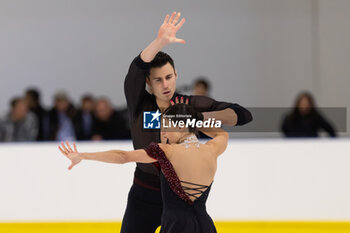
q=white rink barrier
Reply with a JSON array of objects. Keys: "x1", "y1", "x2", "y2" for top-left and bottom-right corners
[{"x1": 0, "y1": 139, "x2": 349, "y2": 221}]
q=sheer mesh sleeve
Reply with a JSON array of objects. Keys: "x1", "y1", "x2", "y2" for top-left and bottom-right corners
[
  {"x1": 124, "y1": 55, "x2": 149, "y2": 117},
  {"x1": 189, "y1": 95, "x2": 253, "y2": 126}
]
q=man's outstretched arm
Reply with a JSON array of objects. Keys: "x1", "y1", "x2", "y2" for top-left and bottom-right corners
[
  {"x1": 203, "y1": 108, "x2": 238, "y2": 126},
  {"x1": 189, "y1": 95, "x2": 253, "y2": 127}
]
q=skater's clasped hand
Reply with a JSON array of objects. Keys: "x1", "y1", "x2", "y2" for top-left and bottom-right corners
[{"x1": 170, "y1": 96, "x2": 189, "y2": 106}]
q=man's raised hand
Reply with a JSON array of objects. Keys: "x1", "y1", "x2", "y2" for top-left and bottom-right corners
[
  {"x1": 140, "y1": 12, "x2": 186, "y2": 63},
  {"x1": 157, "y1": 12, "x2": 186, "y2": 46}
]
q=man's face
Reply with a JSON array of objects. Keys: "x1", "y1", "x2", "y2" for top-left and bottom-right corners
[{"x1": 147, "y1": 63, "x2": 177, "y2": 102}]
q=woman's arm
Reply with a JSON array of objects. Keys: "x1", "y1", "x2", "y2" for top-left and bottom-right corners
[
  {"x1": 58, "y1": 141, "x2": 156, "y2": 170},
  {"x1": 200, "y1": 128, "x2": 229, "y2": 157}
]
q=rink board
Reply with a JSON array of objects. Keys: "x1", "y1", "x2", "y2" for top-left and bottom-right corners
[{"x1": 1, "y1": 140, "x2": 350, "y2": 233}]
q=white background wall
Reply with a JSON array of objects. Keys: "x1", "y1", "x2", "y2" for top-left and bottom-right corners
[
  {"x1": 318, "y1": 0, "x2": 350, "y2": 134},
  {"x1": 0, "y1": 0, "x2": 349, "y2": 137},
  {"x1": 3, "y1": 0, "x2": 347, "y2": 132},
  {"x1": 1, "y1": 140, "x2": 350, "y2": 221}
]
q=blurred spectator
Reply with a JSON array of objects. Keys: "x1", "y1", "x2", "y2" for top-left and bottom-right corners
[
  {"x1": 281, "y1": 91, "x2": 336, "y2": 137},
  {"x1": 48, "y1": 92, "x2": 76, "y2": 141},
  {"x1": 92, "y1": 98, "x2": 130, "y2": 140},
  {"x1": 0, "y1": 97, "x2": 38, "y2": 142},
  {"x1": 192, "y1": 77, "x2": 211, "y2": 97},
  {"x1": 74, "y1": 95, "x2": 95, "y2": 140},
  {"x1": 25, "y1": 88, "x2": 49, "y2": 141}
]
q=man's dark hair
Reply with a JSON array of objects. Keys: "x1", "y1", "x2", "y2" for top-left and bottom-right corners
[
  {"x1": 26, "y1": 88, "x2": 40, "y2": 102},
  {"x1": 194, "y1": 78, "x2": 211, "y2": 91},
  {"x1": 147, "y1": 51, "x2": 175, "y2": 77},
  {"x1": 163, "y1": 103, "x2": 199, "y2": 135}
]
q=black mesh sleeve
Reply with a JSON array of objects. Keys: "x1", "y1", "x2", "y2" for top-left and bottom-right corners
[
  {"x1": 189, "y1": 95, "x2": 252, "y2": 126},
  {"x1": 124, "y1": 55, "x2": 150, "y2": 117}
]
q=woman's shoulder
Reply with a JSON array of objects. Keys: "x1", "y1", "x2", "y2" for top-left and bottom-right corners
[
  {"x1": 204, "y1": 132, "x2": 229, "y2": 157},
  {"x1": 158, "y1": 143, "x2": 174, "y2": 159}
]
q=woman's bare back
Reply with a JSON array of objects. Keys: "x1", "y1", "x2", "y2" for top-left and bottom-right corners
[{"x1": 163, "y1": 143, "x2": 217, "y2": 201}]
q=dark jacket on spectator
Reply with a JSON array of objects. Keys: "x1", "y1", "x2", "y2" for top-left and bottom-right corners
[
  {"x1": 92, "y1": 110, "x2": 131, "y2": 140},
  {"x1": 281, "y1": 111, "x2": 336, "y2": 137},
  {"x1": 48, "y1": 105, "x2": 76, "y2": 141},
  {"x1": 73, "y1": 109, "x2": 95, "y2": 140}
]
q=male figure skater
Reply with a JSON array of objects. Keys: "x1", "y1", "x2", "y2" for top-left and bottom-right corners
[{"x1": 122, "y1": 12, "x2": 252, "y2": 233}]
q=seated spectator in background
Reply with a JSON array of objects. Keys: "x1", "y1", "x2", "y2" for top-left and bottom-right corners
[
  {"x1": 25, "y1": 88, "x2": 49, "y2": 141},
  {"x1": 48, "y1": 92, "x2": 76, "y2": 141},
  {"x1": 74, "y1": 95, "x2": 95, "y2": 140},
  {"x1": 91, "y1": 98, "x2": 130, "y2": 140},
  {"x1": 281, "y1": 91, "x2": 336, "y2": 137},
  {"x1": 192, "y1": 77, "x2": 211, "y2": 97},
  {"x1": 0, "y1": 97, "x2": 38, "y2": 142}
]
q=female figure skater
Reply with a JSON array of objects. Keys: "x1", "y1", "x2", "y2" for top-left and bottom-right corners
[{"x1": 58, "y1": 103, "x2": 228, "y2": 233}]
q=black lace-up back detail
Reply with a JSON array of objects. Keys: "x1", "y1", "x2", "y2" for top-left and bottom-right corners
[
  {"x1": 144, "y1": 142, "x2": 213, "y2": 205},
  {"x1": 180, "y1": 180, "x2": 210, "y2": 200}
]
